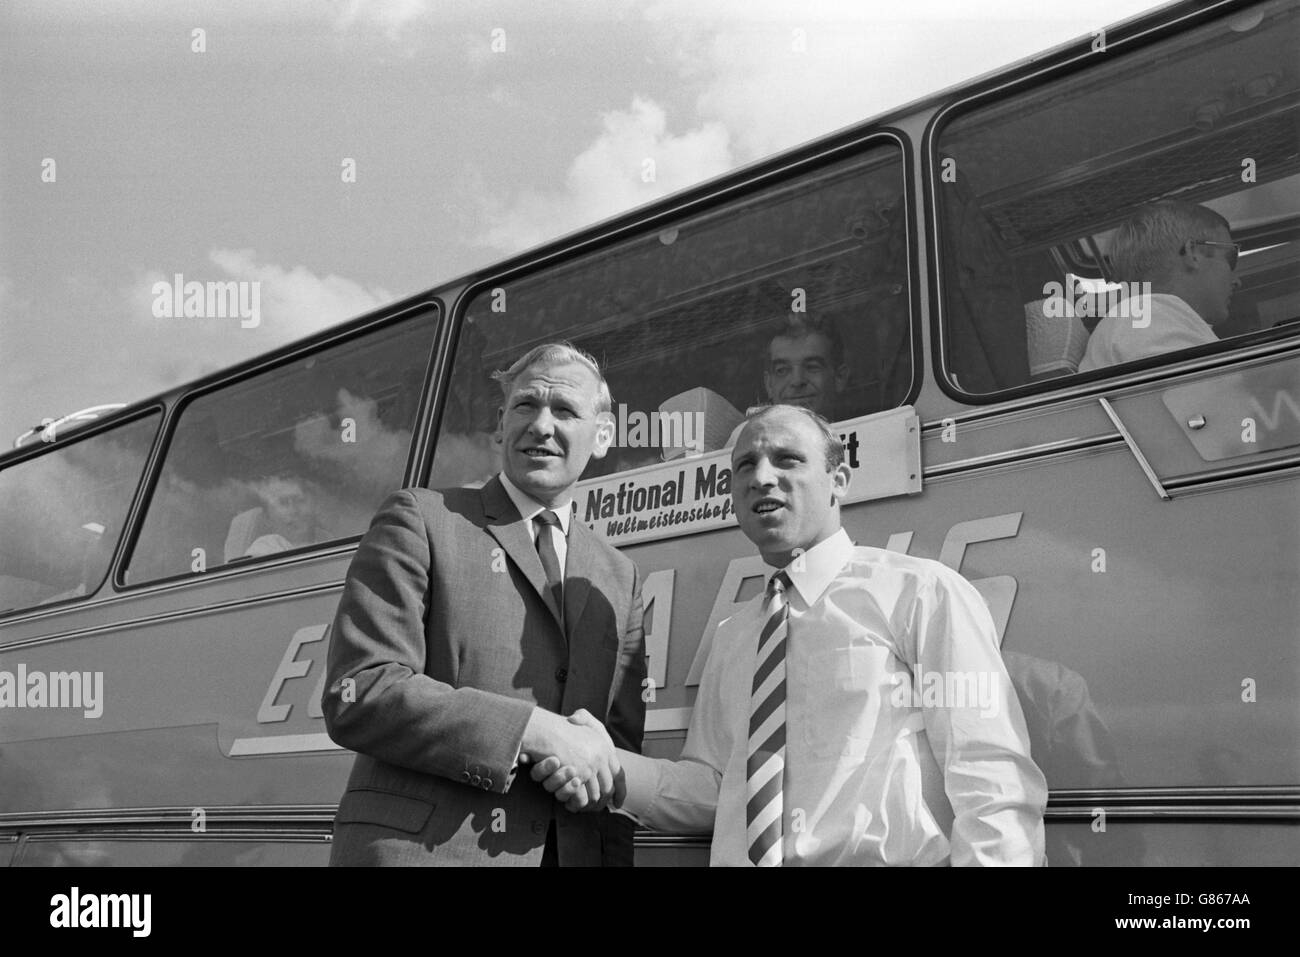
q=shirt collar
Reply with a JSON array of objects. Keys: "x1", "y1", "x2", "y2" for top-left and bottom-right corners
[
  {"x1": 498, "y1": 472, "x2": 573, "y2": 535},
  {"x1": 775, "y1": 527, "x2": 853, "y2": 608}
]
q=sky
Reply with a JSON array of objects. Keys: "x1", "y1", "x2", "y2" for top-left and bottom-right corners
[{"x1": 0, "y1": 0, "x2": 1168, "y2": 446}]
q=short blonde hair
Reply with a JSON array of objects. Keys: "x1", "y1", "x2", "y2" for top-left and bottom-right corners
[
  {"x1": 740, "y1": 403, "x2": 845, "y2": 470},
  {"x1": 1108, "y1": 201, "x2": 1231, "y2": 284},
  {"x1": 491, "y1": 342, "x2": 612, "y2": 413}
]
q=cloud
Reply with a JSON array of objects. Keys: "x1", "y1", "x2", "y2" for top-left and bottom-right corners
[
  {"x1": 133, "y1": 248, "x2": 391, "y2": 340},
  {"x1": 476, "y1": 96, "x2": 732, "y2": 254},
  {"x1": 646, "y1": 0, "x2": 1170, "y2": 160},
  {"x1": 472, "y1": 0, "x2": 1167, "y2": 257},
  {"x1": 115, "y1": 249, "x2": 393, "y2": 417},
  {"x1": 206, "y1": 248, "x2": 393, "y2": 338},
  {"x1": 329, "y1": 0, "x2": 432, "y2": 41}
]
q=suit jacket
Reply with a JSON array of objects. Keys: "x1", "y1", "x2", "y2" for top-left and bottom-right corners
[{"x1": 322, "y1": 476, "x2": 647, "y2": 866}]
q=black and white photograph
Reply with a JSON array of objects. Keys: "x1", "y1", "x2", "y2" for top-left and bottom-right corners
[{"x1": 0, "y1": 0, "x2": 1294, "y2": 929}]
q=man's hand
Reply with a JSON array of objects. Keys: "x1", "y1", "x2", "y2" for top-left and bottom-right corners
[{"x1": 521, "y1": 708, "x2": 621, "y2": 810}]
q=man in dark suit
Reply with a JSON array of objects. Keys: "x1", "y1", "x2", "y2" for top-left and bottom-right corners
[{"x1": 322, "y1": 343, "x2": 646, "y2": 866}]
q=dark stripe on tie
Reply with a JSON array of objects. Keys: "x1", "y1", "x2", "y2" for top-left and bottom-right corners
[
  {"x1": 749, "y1": 722, "x2": 786, "y2": 760},
  {"x1": 756, "y1": 609, "x2": 786, "y2": 654},
  {"x1": 745, "y1": 765, "x2": 783, "y2": 823},
  {"x1": 748, "y1": 676, "x2": 786, "y2": 737},
  {"x1": 749, "y1": 634, "x2": 786, "y2": 694},
  {"x1": 748, "y1": 817, "x2": 782, "y2": 864}
]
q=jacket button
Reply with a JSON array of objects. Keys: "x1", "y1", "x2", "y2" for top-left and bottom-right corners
[
  {"x1": 531, "y1": 821, "x2": 546, "y2": 835},
  {"x1": 461, "y1": 771, "x2": 471, "y2": 783},
  {"x1": 471, "y1": 774, "x2": 482, "y2": 786},
  {"x1": 483, "y1": 777, "x2": 493, "y2": 790},
  {"x1": 555, "y1": 667, "x2": 568, "y2": 682}
]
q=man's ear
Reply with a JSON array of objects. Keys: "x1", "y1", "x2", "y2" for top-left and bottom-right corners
[
  {"x1": 591, "y1": 410, "x2": 615, "y2": 460},
  {"x1": 494, "y1": 406, "x2": 504, "y2": 437},
  {"x1": 762, "y1": 369, "x2": 775, "y2": 402},
  {"x1": 834, "y1": 363, "x2": 850, "y2": 393},
  {"x1": 829, "y1": 461, "x2": 852, "y2": 504}
]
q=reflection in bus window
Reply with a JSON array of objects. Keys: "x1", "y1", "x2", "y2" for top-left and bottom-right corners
[
  {"x1": 430, "y1": 141, "x2": 911, "y2": 489},
  {"x1": 124, "y1": 317, "x2": 433, "y2": 585},
  {"x1": 0, "y1": 413, "x2": 159, "y2": 615},
  {"x1": 934, "y1": 1, "x2": 1300, "y2": 394}
]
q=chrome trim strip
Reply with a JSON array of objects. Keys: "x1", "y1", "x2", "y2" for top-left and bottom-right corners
[
  {"x1": 925, "y1": 433, "x2": 1121, "y2": 477},
  {"x1": 0, "y1": 805, "x2": 339, "y2": 829},
  {"x1": 634, "y1": 833, "x2": 712, "y2": 848},
  {"x1": 1047, "y1": 785, "x2": 1300, "y2": 803},
  {"x1": 1044, "y1": 806, "x2": 1298, "y2": 820},
  {"x1": 1163, "y1": 453, "x2": 1300, "y2": 489},
  {"x1": 0, "y1": 541, "x2": 356, "y2": 631},
  {"x1": 922, "y1": 328, "x2": 1300, "y2": 430},
  {"x1": 1098, "y1": 397, "x2": 1170, "y2": 500},
  {"x1": 5, "y1": 789, "x2": 1294, "y2": 835},
  {"x1": 0, "y1": 578, "x2": 346, "y2": 653},
  {"x1": 20, "y1": 831, "x2": 331, "y2": 843}
]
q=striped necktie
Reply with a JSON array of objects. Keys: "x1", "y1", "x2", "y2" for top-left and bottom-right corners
[{"x1": 746, "y1": 570, "x2": 791, "y2": 867}]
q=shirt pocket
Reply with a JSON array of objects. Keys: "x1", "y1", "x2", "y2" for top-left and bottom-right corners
[{"x1": 801, "y1": 644, "x2": 895, "y2": 760}]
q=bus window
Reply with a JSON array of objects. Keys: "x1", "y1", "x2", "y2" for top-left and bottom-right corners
[
  {"x1": 0, "y1": 412, "x2": 159, "y2": 617},
  {"x1": 430, "y1": 139, "x2": 912, "y2": 489},
  {"x1": 123, "y1": 316, "x2": 434, "y2": 585},
  {"x1": 933, "y1": 0, "x2": 1300, "y2": 396}
]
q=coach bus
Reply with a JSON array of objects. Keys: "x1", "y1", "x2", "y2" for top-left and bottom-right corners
[{"x1": 1, "y1": 0, "x2": 1296, "y2": 866}]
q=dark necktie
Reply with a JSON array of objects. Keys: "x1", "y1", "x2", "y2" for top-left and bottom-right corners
[{"x1": 533, "y1": 510, "x2": 564, "y2": 624}]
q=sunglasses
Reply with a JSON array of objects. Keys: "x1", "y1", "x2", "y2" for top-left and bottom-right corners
[{"x1": 1190, "y1": 239, "x2": 1240, "y2": 270}]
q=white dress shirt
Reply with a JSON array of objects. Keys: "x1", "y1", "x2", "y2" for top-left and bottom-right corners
[
  {"x1": 619, "y1": 528, "x2": 1047, "y2": 866},
  {"x1": 1078, "y1": 293, "x2": 1218, "y2": 372},
  {"x1": 498, "y1": 472, "x2": 571, "y2": 577}
]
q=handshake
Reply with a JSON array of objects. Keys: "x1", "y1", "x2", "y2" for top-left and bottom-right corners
[{"x1": 520, "y1": 707, "x2": 625, "y2": 813}]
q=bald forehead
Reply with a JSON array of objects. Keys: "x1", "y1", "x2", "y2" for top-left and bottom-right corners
[{"x1": 736, "y1": 408, "x2": 823, "y2": 453}]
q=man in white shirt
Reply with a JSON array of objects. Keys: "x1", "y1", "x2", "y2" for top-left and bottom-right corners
[
  {"x1": 1079, "y1": 201, "x2": 1240, "y2": 372},
  {"x1": 534, "y1": 403, "x2": 1047, "y2": 865}
]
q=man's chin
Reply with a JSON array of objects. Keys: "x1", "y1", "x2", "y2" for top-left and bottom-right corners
[{"x1": 741, "y1": 523, "x2": 791, "y2": 552}]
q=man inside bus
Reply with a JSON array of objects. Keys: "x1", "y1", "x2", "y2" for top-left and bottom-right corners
[
  {"x1": 239, "y1": 474, "x2": 326, "y2": 558},
  {"x1": 533, "y1": 404, "x2": 1047, "y2": 865},
  {"x1": 322, "y1": 342, "x2": 646, "y2": 866},
  {"x1": 764, "y1": 315, "x2": 849, "y2": 419},
  {"x1": 1078, "y1": 201, "x2": 1240, "y2": 372},
  {"x1": 725, "y1": 315, "x2": 850, "y2": 447}
]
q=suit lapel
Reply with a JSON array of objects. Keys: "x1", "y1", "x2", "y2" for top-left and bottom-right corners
[{"x1": 480, "y1": 477, "x2": 565, "y2": 630}]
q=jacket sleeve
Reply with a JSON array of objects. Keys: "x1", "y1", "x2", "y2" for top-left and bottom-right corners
[
  {"x1": 604, "y1": 564, "x2": 648, "y2": 756},
  {"x1": 320, "y1": 489, "x2": 533, "y2": 792}
]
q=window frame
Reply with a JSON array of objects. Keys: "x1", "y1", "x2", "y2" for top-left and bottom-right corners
[
  {"x1": 422, "y1": 127, "x2": 922, "y2": 489},
  {"x1": 0, "y1": 403, "x2": 164, "y2": 620},
  {"x1": 114, "y1": 302, "x2": 441, "y2": 592},
  {"x1": 923, "y1": 0, "x2": 1300, "y2": 406}
]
